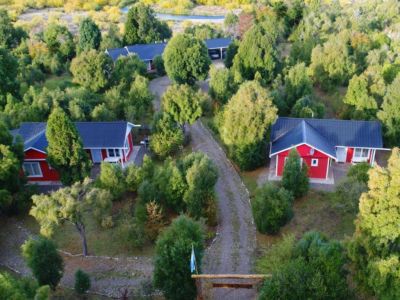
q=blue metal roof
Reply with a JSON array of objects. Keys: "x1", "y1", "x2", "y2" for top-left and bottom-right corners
[
  {"x1": 270, "y1": 117, "x2": 384, "y2": 158},
  {"x1": 126, "y1": 43, "x2": 166, "y2": 61},
  {"x1": 106, "y1": 47, "x2": 129, "y2": 61},
  {"x1": 204, "y1": 37, "x2": 232, "y2": 49},
  {"x1": 106, "y1": 38, "x2": 232, "y2": 62},
  {"x1": 13, "y1": 121, "x2": 130, "y2": 152}
]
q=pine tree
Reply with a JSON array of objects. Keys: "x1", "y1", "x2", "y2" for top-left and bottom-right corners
[
  {"x1": 282, "y1": 149, "x2": 309, "y2": 198},
  {"x1": 46, "y1": 107, "x2": 92, "y2": 185},
  {"x1": 78, "y1": 17, "x2": 101, "y2": 53}
]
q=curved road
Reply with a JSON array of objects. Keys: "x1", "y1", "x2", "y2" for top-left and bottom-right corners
[{"x1": 150, "y1": 76, "x2": 257, "y2": 299}]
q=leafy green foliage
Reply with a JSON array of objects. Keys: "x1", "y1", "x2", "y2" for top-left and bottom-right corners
[
  {"x1": 74, "y1": 269, "x2": 91, "y2": 295},
  {"x1": 77, "y1": 17, "x2": 102, "y2": 53},
  {"x1": 123, "y1": 3, "x2": 171, "y2": 45},
  {"x1": 0, "y1": 271, "x2": 46, "y2": 300},
  {"x1": 220, "y1": 81, "x2": 277, "y2": 170},
  {"x1": 162, "y1": 84, "x2": 204, "y2": 126},
  {"x1": 344, "y1": 74, "x2": 377, "y2": 111},
  {"x1": 30, "y1": 178, "x2": 113, "y2": 256},
  {"x1": 150, "y1": 112, "x2": 184, "y2": 158},
  {"x1": 260, "y1": 232, "x2": 350, "y2": 300},
  {"x1": 291, "y1": 95, "x2": 325, "y2": 118},
  {"x1": 70, "y1": 50, "x2": 113, "y2": 92},
  {"x1": 282, "y1": 149, "x2": 309, "y2": 198},
  {"x1": 100, "y1": 24, "x2": 122, "y2": 50},
  {"x1": 0, "y1": 9, "x2": 25, "y2": 49},
  {"x1": 184, "y1": 24, "x2": 222, "y2": 40},
  {"x1": 163, "y1": 34, "x2": 211, "y2": 85},
  {"x1": 0, "y1": 47, "x2": 19, "y2": 97},
  {"x1": 153, "y1": 55, "x2": 166, "y2": 76},
  {"x1": 42, "y1": 23, "x2": 75, "y2": 61},
  {"x1": 154, "y1": 215, "x2": 204, "y2": 300},
  {"x1": 46, "y1": 107, "x2": 92, "y2": 185},
  {"x1": 97, "y1": 163, "x2": 126, "y2": 200},
  {"x1": 252, "y1": 183, "x2": 294, "y2": 234},
  {"x1": 348, "y1": 148, "x2": 400, "y2": 299},
  {"x1": 347, "y1": 162, "x2": 371, "y2": 184},
  {"x1": 21, "y1": 237, "x2": 64, "y2": 290},
  {"x1": 284, "y1": 62, "x2": 313, "y2": 107},
  {"x1": 232, "y1": 21, "x2": 280, "y2": 84},
  {"x1": 111, "y1": 55, "x2": 147, "y2": 86},
  {"x1": 224, "y1": 40, "x2": 238, "y2": 68},
  {"x1": 209, "y1": 66, "x2": 237, "y2": 105},
  {"x1": 378, "y1": 74, "x2": 400, "y2": 146}
]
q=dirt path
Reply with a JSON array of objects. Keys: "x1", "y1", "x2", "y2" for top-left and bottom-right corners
[
  {"x1": 150, "y1": 75, "x2": 257, "y2": 299},
  {"x1": 0, "y1": 217, "x2": 154, "y2": 298}
]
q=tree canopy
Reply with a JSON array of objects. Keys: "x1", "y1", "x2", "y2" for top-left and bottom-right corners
[
  {"x1": 30, "y1": 178, "x2": 113, "y2": 256},
  {"x1": 282, "y1": 149, "x2": 309, "y2": 198},
  {"x1": 46, "y1": 107, "x2": 92, "y2": 185},
  {"x1": 163, "y1": 34, "x2": 211, "y2": 85},
  {"x1": 123, "y1": 3, "x2": 171, "y2": 45},
  {"x1": 77, "y1": 17, "x2": 102, "y2": 53},
  {"x1": 162, "y1": 84, "x2": 204, "y2": 126},
  {"x1": 220, "y1": 80, "x2": 277, "y2": 170},
  {"x1": 154, "y1": 215, "x2": 204, "y2": 300},
  {"x1": 348, "y1": 148, "x2": 400, "y2": 299}
]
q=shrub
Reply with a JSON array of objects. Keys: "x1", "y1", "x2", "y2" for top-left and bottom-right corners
[
  {"x1": 334, "y1": 176, "x2": 367, "y2": 214},
  {"x1": 209, "y1": 66, "x2": 237, "y2": 105},
  {"x1": 153, "y1": 55, "x2": 165, "y2": 76},
  {"x1": 145, "y1": 201, "x2": 165, "y2": 242},
  {"x1": 252, "y1": 183, "x2": 294, "y2": 234},
  {"x1": 260, "y1": 232, "x2": 350, "y2": 300},
  {"x1": 74, "y1": 269, "x2": 91, "y2": 295},
  {"x1": 97, "y1": 162, "x2": 126, "y2": 199},
  {"x1": 347, "y1": 162, "x2": 371, "y2": 184},
  {"x1": 21, "y1": 237, "x2": 64, "y2": 290},
  {"x1": 154, "y1": 215, "x2": 204, "y2": 300},
  {"x1": 282, "y1": 149, "x2": 309, "y2": 198}
]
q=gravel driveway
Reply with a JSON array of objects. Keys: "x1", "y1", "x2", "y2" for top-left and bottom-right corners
[{"x1": 150, "y1": 75, "x2": 257, "y2": 299}]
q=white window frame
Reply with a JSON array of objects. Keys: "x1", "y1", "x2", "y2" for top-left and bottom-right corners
[
  {"x1": 311, "y1": 158, "x2": 319, "y2": 167},
  {"x1": 353, "y1": 148, "x2": 370, "y2": 162},
  {"x1": 23, "y1": 162, "x2": 43, "y2": 177},
  {"x1": 107, "y1": 148, "x2": 121, "y2": 158}
]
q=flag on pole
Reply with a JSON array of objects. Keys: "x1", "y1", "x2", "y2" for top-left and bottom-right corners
[{"x1": 190, "y1": 244, "x2": 197, "y2": 274}]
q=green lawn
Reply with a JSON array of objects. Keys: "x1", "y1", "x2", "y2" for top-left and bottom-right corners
[
  {"x1": 256, "y1": 190, "x2": 356, "y2": 251},
  {"x1": 42, "y1": 74, "x2": 76, "y2": 90}
]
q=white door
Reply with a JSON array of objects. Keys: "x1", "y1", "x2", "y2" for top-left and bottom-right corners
[
  {"x1": 336, "y1": 147, "x2": 346, "y2": 162},
  {"x1": 91, "y1": 149, "x2": 102, "y2": 163}
]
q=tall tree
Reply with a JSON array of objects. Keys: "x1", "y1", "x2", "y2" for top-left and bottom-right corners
[
  {"x1": 154, "y1": 215, "x2": 204, "y2": 300},
  {"x1": 21, "y1": 237, "x2": 64, "y2": 290},
  {"x1": 220, "y1": 81, "x2": 277, "y2": 170},
  {"x1": 284, "y1": 62, "x2": 313, "y2": 107},
  {"x1": 344, "y1": 74, "x2": 377, "y2": 111},
  {"x1": 232, "y1": 21, "x2": 280, "y2": 84},
  {"x1": 0, "y1": 9, "x2": 24, "y2": 49},
  {"x1": 123, "y1": 3, "x2": 171, "y2": 45},
  {"x1": 70, "y1": 50, "x2": 113, "y2": 92},
  {"x1": 348, "y1": 148, "x2": 400, "y2": 299},
  {"x1": 46, "y1": 107, "x2": 92, "y2": 185},
  {"x1": 42, "y1": 23, "x2": 75, "y2": 61},
  {"x1": 77, "y1": 17, "x2": 102, "y2": 53},
  {"x1": 282, "y1": 149, "x2": 309, "y2": 198},
  {"x1": 209, "y1": 66, "x2": 237, "y2": 105},
  {"x1": 162, "y1": 84, "x2": 204, "y2": 127},
  {"x1": 0, "y1": 47, "x2": 19, "y2": 97},
  {"x1": 163, "y1": 34, "x2": 211, "y2": 85},
  {"x1": 30, "y1": 178, "x2": 113, "y2": 256},
  {"x1": 378, "y1": 75, "x2": 400, "y2": 146}
]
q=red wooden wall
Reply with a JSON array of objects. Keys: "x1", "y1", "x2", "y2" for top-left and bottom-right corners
[
  {"x1": 276, "y1": 144, "x2": 329, "y2": 179},
  {"x1": 24, "y1": 149, "x2": 60, "y2": 181}
]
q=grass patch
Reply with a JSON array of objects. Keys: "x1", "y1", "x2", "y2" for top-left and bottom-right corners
[
  {"x1": 42, "y1": 74, "x2": 75, "y2": 90},
  {"x1": 257, "y1": 189, "x2": 356, "y2": 252}
]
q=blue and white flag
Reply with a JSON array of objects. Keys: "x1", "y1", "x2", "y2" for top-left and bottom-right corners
[{"x1": 190, "y1": 244, "x2": 196, "y2": 274}]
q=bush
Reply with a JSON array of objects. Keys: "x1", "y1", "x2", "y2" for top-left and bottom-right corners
[
  {"x1": 154, "y1": 215, "x2": 204, "y2": 300},
  {"x1": 153, "y1": 55, "x2": 165, "y2": 76},
  {"x1": 252, "y1": 183, "x2": 294, "y2": 234},
  {"x1": 97, "y1": 162, "x2": 126, "y2": 199},
  {"x1": 282, "y1": 149, "x2": 309, "y2": 198},
  {"x1": 21, "y1": 237, "x2": 64, "y2": 290},
  {"x1": 74, "y1": 269, "x2": 91, "y2": 295},
  {"x1": 209, "y1": 66, "x2": 237, "y2": 105},
  {"x1": 347, "y1": 162, "x2": 371, "y2": 184},
  {"x1": 259, "y1": 232, "x2": 350, "y2": 300},
  {"x1": 334, "y1": 176, "x2": 367, "y2": 214}
]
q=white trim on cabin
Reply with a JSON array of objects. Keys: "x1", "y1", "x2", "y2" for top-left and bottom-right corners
[
  {"x1": 269, "y1": 142, "x2": 336, "y2": 160},
  {"x1": 325, "y1": 158, "x2": 330, "y2": 179},
  {"x1": 24, "y1": 147, "x2": 47, "y2": 154},
  {"x1": 352, "y1": 148, "x2": 370, "y2": 163}
]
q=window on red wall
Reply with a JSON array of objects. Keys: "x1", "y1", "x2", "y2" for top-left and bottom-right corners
[
  {"x1": 311, "y1": 159, "x2": 319, "y2": 167},
  {"x1": 23, "y1": 162, "x2": 43, "y2": 177}
]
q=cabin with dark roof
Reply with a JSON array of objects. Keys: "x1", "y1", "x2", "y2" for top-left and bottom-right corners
[
  {"x1": 105, "y1": 38, "x2": 232, "y2": 71},
  {"x1": 12, "y1": 121, "x2": 139, "y2": 184},
  {"x1": 269, "y1": 117, "x2": 386, "y2": 182}
]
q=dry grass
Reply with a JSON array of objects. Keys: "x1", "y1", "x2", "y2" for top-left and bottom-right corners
[{"x1": 257, "y1": 190, "x2": 355, "y2": 251}]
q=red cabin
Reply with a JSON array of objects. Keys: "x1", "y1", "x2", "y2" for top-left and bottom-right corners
[
  {"x1": 270, "y1": 118, "x2": 385, "y2": 181},
  {"x1": 12, "y1": 121, "x2": 139, "y2": 184}
]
